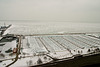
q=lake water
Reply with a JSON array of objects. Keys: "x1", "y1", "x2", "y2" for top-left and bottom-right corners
[{"x1": 0, "y1": 20, "x2": 100, "y2": 35}]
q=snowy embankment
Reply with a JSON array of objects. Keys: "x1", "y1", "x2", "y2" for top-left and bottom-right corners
[{"x1": 3, "y1": 25, "x2": 14, "y2": 35}]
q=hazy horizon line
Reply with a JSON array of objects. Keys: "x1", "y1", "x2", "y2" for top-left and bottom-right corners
[{"x1": 0, "y1": 20, "x2": 100, "y2": 22}]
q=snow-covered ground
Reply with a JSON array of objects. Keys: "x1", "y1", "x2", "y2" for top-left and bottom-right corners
[
  {"x1": 11, "y1": 35, "x2": 100, "y2": 67},
  {"x1": 10, "y1": 55, "x2": 53, "y2": 67},
  {"x1": 1, "y1": 34, "x2": 100, "y2": 67},
  {"x1": 0, "y1": 59, "x2": 14, "y2": 67},
  {"x1": 0, "y1": 37, "x2": 17, "y2": 67},
  {"x1": 0, "y1": 40, "x2": 17, "y2": 60}
]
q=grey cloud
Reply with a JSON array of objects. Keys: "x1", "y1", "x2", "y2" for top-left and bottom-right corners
[{"x1": 0, "y1": 0, "x2": 100, "y2": 21}]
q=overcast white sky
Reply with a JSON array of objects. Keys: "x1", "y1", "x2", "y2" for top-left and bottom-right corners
[{"x1": 0, "y1": 0, "x2": 100, "y2": 21}]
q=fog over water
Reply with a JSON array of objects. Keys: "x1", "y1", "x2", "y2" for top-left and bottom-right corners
[
  {"x1": 0, "y1": 0, "x2": 100, "y2": 35},
  {"x1": 0, "y1": 21, "x2": 100, "y2": 35}
]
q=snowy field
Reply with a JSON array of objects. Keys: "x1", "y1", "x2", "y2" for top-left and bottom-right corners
[
  {"x1": 0, "y1": 21, "x2": 100, "y2": 35},
  {"x1": 11, "y1": 34, "x2": 100, "y2": 67},
  {"x1": 22, "y1": 35, "x2": 100, "y2": 55}
]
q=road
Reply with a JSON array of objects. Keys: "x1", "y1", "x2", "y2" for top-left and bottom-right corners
[{"x1": 6, "y1": 35, "x2": 21, "y2": 67}]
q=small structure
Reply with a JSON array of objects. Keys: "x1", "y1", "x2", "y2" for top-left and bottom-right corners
[{"x1": 13, "y1": 48, "x2": 17, "y2": 53}]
